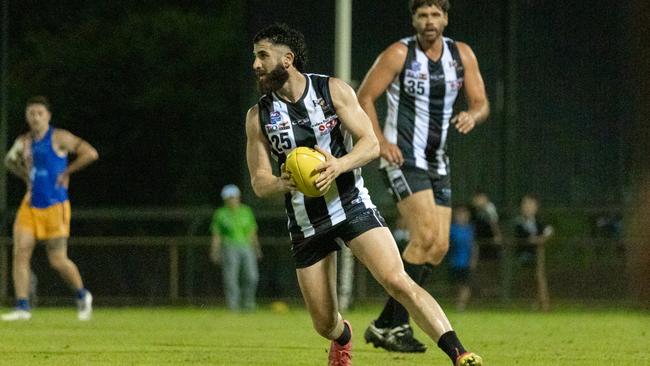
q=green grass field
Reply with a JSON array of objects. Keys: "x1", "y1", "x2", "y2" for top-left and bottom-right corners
[{"x1": 0, "y1": 304, "x2": 648, "y2": 365}]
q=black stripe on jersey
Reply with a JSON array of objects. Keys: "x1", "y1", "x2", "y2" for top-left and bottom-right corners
[
  {"x1": 424, "y1": 53, "x2": 446, "y2": 166},
  {"x1": 396, "y1": 39, "x2": 417, "y2": 165},
  {"x1": 258, "y1": 96, "x2": 286, "y2": 166},
  {"x1": 310, "y1": 75, "x2": 361, "y2": 216},
  {"x1": 257, "y1": 96, "x2": 277, "y2": 158},
  {"x1": 447, "y1": 40, "x2": 464, "y2": 79},
  {"x1": 286, "y1": 101, "x2": 317, "y2": 149},
  {"x1": 285, "y1": 94, "x2": 333, "y2": 233},
  {"x1": 285, "y1": 193, "x2": 304, "y2": 240}
]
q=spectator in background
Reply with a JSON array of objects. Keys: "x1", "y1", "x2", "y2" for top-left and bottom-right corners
[
  {"x1": 209, "y1": 184, "x2": 261, "y2": 311},
  {"x1": 448, "y1": 205, "x2": 476, "y2": 311},
  {"x1": 470, "y1": 191, "x2": 502, "y2": 260},
  {"x1": 513, "y1": 193, "x2": 553, "y2": 312}
]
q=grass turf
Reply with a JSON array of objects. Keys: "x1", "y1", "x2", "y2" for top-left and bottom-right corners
[{"x1": 0, "y1": 304, "x2": 648, "y2": 365}]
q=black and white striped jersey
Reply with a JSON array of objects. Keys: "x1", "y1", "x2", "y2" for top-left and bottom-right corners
[
  {"x1": 383, "y1": 36, "x2": 465, "y2": 175},
  {"x1": 257, "y1": 73, "x2": 375, "y2": 241}
]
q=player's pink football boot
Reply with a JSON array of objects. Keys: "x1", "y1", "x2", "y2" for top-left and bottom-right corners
[{"x1": 328, "y1": 320, "x2": 352, "y2": 366}]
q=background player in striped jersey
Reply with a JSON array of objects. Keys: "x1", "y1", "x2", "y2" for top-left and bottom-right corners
[
  {"x1": 2, "y1": 96, "x2": 98, "y2": 321},
  {"x1": 357, "y1": 0, "x2": 490, "y2": 353},
  {"x1": 246, "y1": 23, "x2": 481, "y2": 366}
]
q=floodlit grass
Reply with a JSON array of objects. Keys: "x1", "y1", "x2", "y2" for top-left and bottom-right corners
[{"x1": 0, "y1": 304, "x2": 648, "y2": 365}]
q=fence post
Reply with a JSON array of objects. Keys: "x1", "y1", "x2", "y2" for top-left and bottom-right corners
[
  {"x1": 169, "y1": 240, "x2": 179, "y2": 304},
  {"x1": 501, "y1": 239, "x2": 513, "y2": 302},
  {"x1": 0, "y1": 237, "x2": 7, "y2": 304}
]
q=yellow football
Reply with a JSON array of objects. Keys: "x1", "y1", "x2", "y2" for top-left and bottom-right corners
[{"x1": 285, "y1": 147, "x2": 328, "y2": 197}]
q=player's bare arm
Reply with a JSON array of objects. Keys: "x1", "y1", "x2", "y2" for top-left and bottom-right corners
[
  {"x1": 314, "y1": 78, "x2": 379, "y2": 192},
  {"x1": 4, "y1": 135, "x2": 30, "y2": 184},
  {"x1": 357, "y1": 42, "x2": 408, "y2": 166},
  {"x1": 450, "y1": 42, "x2": 490, "y2": 134},
  {"x1": 53, "y1": 129, "x2": 99, "y2": 188},
  {"x1": 245, "y1": 105, "x2": 296, "y2": 197}
]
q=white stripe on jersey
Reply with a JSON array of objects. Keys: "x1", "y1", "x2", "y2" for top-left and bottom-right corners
[
  {"x1": 437, "y1": 40, "x2": 459, "y2": 175},
  {"x1": 412, "y1": 46, "x2": 432, "y2": 171},
  {"x1": 382, "y1": 76, "x2": 401, "y2": 169}
]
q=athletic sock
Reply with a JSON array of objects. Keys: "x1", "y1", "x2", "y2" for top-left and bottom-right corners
[
  {"x1": 375, "y1": 297, "x2": 396, "y2": 328},
  {"x1": 75, "y1": 288, "x2": 87, "y2": 300},
  {"x1": 437, "y1": 330, "x2": 467, "y2": 364},
  {"x1": 390, "y1": 261, "x2": 427, "y2": 327},
  {"x1": 16, "y1": 298, "x2": 30, "y2": 311},
  {"x1": 335, "y1": 321, "x2": 351, "y2": 346}
]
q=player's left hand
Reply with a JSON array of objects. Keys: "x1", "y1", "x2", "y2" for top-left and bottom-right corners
[
  {"x1": 313, "y1": 146, "x2": 342, "y2": 194},
  {"x1": 451, "y1": 111, "x2": 476, "y2": 134},
  {"x1": 56, "y1": 171, "x2": 70, "y2": 188}
]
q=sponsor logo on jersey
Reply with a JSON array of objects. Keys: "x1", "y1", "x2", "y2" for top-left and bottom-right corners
[
  {"x1": 448, "y1": 78, "x2": 464, "y2": 91},
  {"x1": 266, "y1": 111, "x2": 291, "y2": 132},
  {"x1": 292, "y1": 118, "x2": 311, "y2": 126},
  {"x1": 265, "y1": 122, "x2": 290, "y2": 133},
  {"x1": 406, "y1": 69, "x2": 428, "y2": 80},
  {"x1": 270, "y1": 111, "x2": 282, "y2": 124},
  {"x1": 411, "y1": 60, "x2": 421, "y2": 72},
  {"x1": 313, "y1": 115, "x2": 339, "y2": 136},
  {"x1": 313, "y1": 98, "x2": 334, "y2": 116}
]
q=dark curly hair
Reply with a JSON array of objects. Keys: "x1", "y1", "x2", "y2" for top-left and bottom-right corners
[
  {"x1": 253, "y1": 23, "x2": 308, "y2": 72},
  {"x1": 409, "y1": 0, "x2": 450, "y2": 14},
  {"x1": 26, "y1": 95, "x2": 51, "y2": 111}
]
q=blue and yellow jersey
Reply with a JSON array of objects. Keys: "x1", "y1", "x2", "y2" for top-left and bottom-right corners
[{"x1": 29, "y1": 127, "x2": 68, "y2": 208}]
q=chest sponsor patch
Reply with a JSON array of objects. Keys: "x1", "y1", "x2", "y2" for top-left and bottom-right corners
[{"x1": 313, "y1": 115, "x2": 339, "y2": 136}]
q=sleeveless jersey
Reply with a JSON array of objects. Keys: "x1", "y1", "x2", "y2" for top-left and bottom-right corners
[
  {"x1": 257, "y1": 73, "x2": 375, "y2": 241},
  {"x1": 384, "y1": 36, "x2": 465, "y2": 175},
  {"x1": 29, "y1": 127, "x2": 68, "y2": 208}
]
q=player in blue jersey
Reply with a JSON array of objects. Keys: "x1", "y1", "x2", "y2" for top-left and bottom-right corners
[
  {"x1": 246, "y1": 23, "x2": 482, "y2": 366},
  {"x1": 2, "y1": 96, "x2": 98, "y2": 321},
  {"x1": 358, "y1": 0, "x2": 489, "y2": 356}
]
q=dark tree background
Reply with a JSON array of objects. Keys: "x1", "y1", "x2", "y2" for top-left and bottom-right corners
[
  {"x1": 7, "y1": 1, "x2": 245, "y2": 206},
  {"x1": 4, "y1": 0, "x2": 638, "y2": 209}
]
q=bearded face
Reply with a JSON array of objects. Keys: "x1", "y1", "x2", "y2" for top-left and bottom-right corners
[{"x1": 256, "y1": 63, "x2": 290, "y2": 95}]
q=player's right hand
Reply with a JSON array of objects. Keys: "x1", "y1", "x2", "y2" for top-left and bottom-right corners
[
  {"x1": 379, "y1": 140, "x2": 404, "y2": 166},
  {"x1": 279, "y1": 163, "x2": 298, "y2": 194}
]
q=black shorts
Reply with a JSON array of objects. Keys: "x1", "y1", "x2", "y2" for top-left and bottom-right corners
[
  {"x1": 291, "y1": 208, "x2": 386, "y2": 268},
  {"x1": 381, "y1": 165, "x2": 452, "y2": 207},
  {"x1": 448, "y1": 267, "x2": 471, "y2": 285}
]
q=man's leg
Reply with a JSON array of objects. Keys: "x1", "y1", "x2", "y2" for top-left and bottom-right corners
[
  {"x1": 296, "y1": 252, "x2": 352, "y2": 365},
  {"x1": 369, "y1": 190, "x2": 450, "y2": 352},
  {"x1": 45, "y1": 238, "x2": 93, "y2": 320},
  {"x1": 241, "y1": 247, "x2": 259, "y2": 311},
  {"x1": 221, "y1": 245, "x2": 241, "y2": 311},
  {"x1": 350, "y1": 227, "x2": 481, "y2": 366},
  {"x1": 46, "y1": 238, "x2": 84, "y2": 290},
  {"x1": 2, "y1": 227, "x2": 37, "y2": 321}
]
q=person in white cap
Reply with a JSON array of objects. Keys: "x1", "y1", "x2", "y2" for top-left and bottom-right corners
[{"x1": 209, "y1": 184, "x2": 261, "y2": 311}]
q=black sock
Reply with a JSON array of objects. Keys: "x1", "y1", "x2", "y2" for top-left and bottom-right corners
[
  {"x1": 389, "y1": 261, "x2": 427, "y2": 327},
  {"x1": 437, "y1": 330, "x2": 467, "y2": 364},
  {"x1": 335, "y1": 321, "x2": 351, "y2": 346},
  {"x1": 375, "y1": 297, "x2": 396, "y2": 328},
  {"x1": 420, "y1": 263, "x2": 433, "y2": 284}
]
